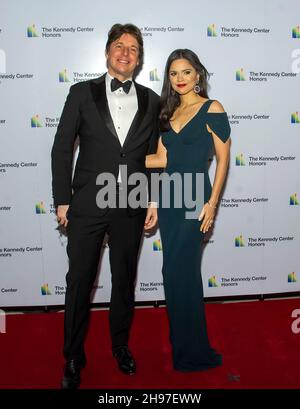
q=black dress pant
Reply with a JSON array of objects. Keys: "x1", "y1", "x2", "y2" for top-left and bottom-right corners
[{"x1": 63, "y1": 207, "x2": 146, "y2": 363}]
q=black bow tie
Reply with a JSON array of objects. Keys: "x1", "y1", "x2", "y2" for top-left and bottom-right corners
[{"x1": 111, "y1": 77, "x2": 132, "y2": 94}]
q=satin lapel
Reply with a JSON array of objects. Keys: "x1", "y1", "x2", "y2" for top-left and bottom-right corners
[
  {"x1": 123, "y1": 83, "x2": 149, "y2": 150},
  {"x1": 90, "y1": 75, "x2": 120, "y2": 146}
]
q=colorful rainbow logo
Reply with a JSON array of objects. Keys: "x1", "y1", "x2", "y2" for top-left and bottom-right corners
[
  {"x1": 59, "y1": 69, "x2": 69, "y2": 82},
  {"x1": 292, "y1": 26, "x2": 300, "y2": 39},
  {"x1": 41, "y1": 284, "x2": 51, "y2": 295},
  {"x1": 291, "y1": 112, "x2": 300, "y2": 123},
  {"x1": 288, "y1": 272, "x2": 297, "y2": 283},
  {"x1": 236, "y1": 153, "x2": 246, "y2": 166},
  {"x1": 31, "y1": 114, "x2": 42, "y2": 128},
  {"x1": 36, "y1": 201, "x2": 46, "y2": 214},
  {"x1": 27, "y1": 24, "x2": 38, "y2": 38},
  {"x1": 208, "y1": 275, "x2": 218, "y2": 287},
  {"x1": 236, "y1": 68, "x2": 246, "y2": 81},
  {"x1": 290, "y1": 193, "x2": 299, "y2": 205},
  {"x1": 150, "y1": 68, "x2": 160, "y2": 81},
  {"x1": 235, "y1": 235, "x2": 245, "y2": 247},
  {"x1": 207, "y1": 24, "x2": 217, "y2": 37},
  {"x1": 153, "y1": 239, "x2": 162, "y2": 251}
]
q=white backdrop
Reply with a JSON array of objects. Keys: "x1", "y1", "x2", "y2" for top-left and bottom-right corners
[{"x1": 0, "y1": 0, "x2": 299, "y2": 306}]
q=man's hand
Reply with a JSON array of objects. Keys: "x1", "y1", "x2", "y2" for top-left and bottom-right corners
[
  {"x1": 56, "y1": 205, "x2": 69, "y2": 227},
  {"x1": 144, "y1": 205, "x2": 158, "y2": 230}
]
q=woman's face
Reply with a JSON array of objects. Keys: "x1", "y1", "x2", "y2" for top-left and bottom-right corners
[{"x1": 169, "y1": 58, "x2": 199, "y2": 95}]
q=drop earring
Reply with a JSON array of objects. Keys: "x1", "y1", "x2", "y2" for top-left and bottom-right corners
[{"x1": 194, "y1": 82, "x2": 201, "y2": 94}]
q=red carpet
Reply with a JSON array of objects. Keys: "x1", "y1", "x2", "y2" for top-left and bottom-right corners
[{"x1": 0, "y1": 298, "x2": 300, "y2": 389}]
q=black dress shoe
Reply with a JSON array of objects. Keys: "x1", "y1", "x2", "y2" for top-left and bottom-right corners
[
  {"x1": 113, "y1": 346, "x2": 136, "y2": 375},
  {"x1": 61, "y1": 359, "x2": 83, "y2": 389}
]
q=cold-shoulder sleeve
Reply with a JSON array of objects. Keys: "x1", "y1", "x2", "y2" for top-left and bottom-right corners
[{"x1": 206, "y1": 112, "x2": 231, "y2": 143}]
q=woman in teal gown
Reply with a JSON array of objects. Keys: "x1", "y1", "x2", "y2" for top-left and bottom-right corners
[{"x1": 146, "y1": 49, "x2": 231, "y2": 371}]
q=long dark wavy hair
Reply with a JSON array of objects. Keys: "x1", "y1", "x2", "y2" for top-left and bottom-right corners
[{"x1": 159, "y1": 49, "x2": 209, "y2": 131}]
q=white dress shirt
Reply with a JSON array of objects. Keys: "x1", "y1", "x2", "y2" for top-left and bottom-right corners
[
  {"x1": 106, "y1": 73, "x2": 138, "y2": 182},
  {"x1": 105, "y1": 73, "x2": 156, "y2": 207},
  {"x1": 105, "y1": 72, "x2": 138, "y2": 147}
]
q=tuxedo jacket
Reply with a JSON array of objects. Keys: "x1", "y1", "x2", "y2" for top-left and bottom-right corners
[{"x1": 51, "y1": 74, "x2": 160, "y2": 217}]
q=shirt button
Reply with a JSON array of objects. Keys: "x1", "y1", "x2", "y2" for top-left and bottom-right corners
[
  {"x1": 120, "y1": 153, "x2": 126, "y2": 157},
  {"x1": 119, "y1": 107, "x2": 121, "y2": 110}
]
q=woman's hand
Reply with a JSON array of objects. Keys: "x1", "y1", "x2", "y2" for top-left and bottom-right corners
[
  {"x1": 145, "y1": 137, "x2": 167, "y2": 168},
  {"x1": 198, "y1": 202, "x2": 216, "y2": 233}
]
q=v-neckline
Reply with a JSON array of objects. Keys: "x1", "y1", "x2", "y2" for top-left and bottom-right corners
[{"x1": 169, "y1": 99, "x2": 210, "y2": 135}]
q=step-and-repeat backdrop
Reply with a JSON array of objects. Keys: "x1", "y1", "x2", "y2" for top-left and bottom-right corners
[{"x1": 0, "y1": 0, "x2": 299, "y2": 306}]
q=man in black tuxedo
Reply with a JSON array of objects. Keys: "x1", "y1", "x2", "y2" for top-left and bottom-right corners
[{"x1": 51, "y1": 23, "x2": 159, "y2": 389}]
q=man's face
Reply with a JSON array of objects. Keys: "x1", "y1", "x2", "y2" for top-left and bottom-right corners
[{"x1": 106, "y1": 33, "x2": 139, "y2": 81}]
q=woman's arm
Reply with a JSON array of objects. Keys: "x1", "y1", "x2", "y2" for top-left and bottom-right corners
[
  {"x1": 207, "y1": 101, "x2": 231, "y2": 207},
  {"x1": 208, "y1": 132, "x2": 230, "y2": 204},
  {"x1": 199, "y1": 101, "x2": 231, "y2": 232},
  {"x1": 145, "y1": 136, "x2": 167, "y2": 168}
]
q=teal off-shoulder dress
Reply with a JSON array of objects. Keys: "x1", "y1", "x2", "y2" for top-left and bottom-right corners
[{"x1": 158, "y1": 99, "x2": 231, "y2": 371}]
